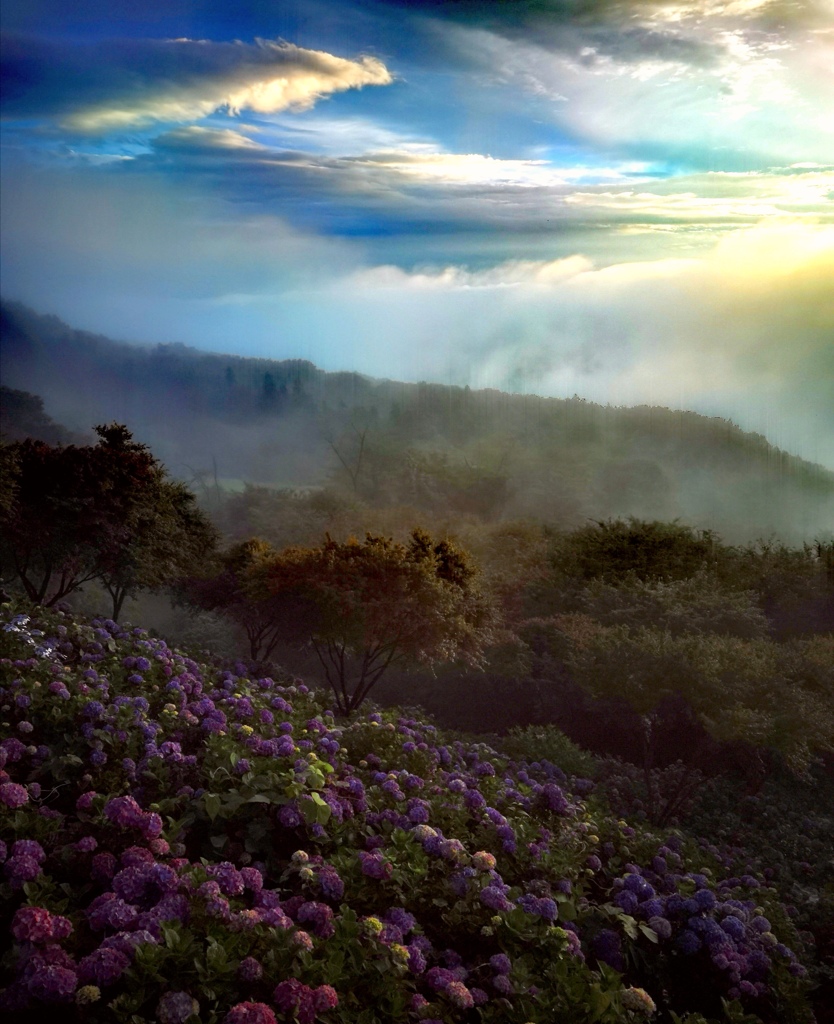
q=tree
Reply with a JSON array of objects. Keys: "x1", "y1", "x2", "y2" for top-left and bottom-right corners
[
  {"x1": 99, "y1": 476, "x2": 218, "y2": 620},
  {"x1": 185, "y1": 538, "x2": 287, "y2": 663},
  {"x1": 248, "y1": 530, "x2": 496, "y2": 714},
  {"x1": 0, "y1": 424, "x2": 217, "y2": 617},
  {"x1": 551, "y1": 518, "x2": 718, "y2": 584}
]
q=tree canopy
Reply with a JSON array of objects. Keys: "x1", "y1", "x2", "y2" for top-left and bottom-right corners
[
  {"x1": 234, "y1": 530, "x2": 497, "y2": 714},
  {"x1": 0, "y1": 423, "x2": 217, "y2": 617}
]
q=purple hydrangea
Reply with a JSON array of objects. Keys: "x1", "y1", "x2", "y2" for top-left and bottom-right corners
[
  {"x1": 274, "y1": 980, "x2": 316, "y2": 1024},
  {"x1": 77, "y1": 947, "x2": 130, "y2": 987},
  {"x1": 490, "y1": 953, "x2": 511, "y2": 975},
  {"x1": 237, "y1": 957, "x2": 263, "y2": 983},
  {"x1": 5, "y1": 853, "x2": 42, "y2": 887},
  {"x1": 11, "y1": 840, "x2": 45, "y2": 862},
  {"x1": 26, "y1": 963, "x2": 78, "y2": 1003},
  {"x1": 721, "y1": 916, "x2": 746, "y2": 941},
  {"x1": 157, "y1": 990, "x2": 200, "y2": 1023},
  {"x1": 297, "y1": 901, "x2": 335, "y2": 939},
  {"x1": 648, "y1": 915, "x2": 673, "y2": 940},
  {"x1": 312, "y1": 985, "x2": 339, "y2": 1011},
  {"x1": 318, "y1": 864, "x2": 344, "y2": 901},
  {"x1": 480, "y1": 886, "x2": 514, "y2": 912},
  {"x1": 208, "y1": 862, "x2": 245, "y2": 896},
  {"x1": 592, "y1": 929, "x2": 625, "y2": 972},
  {"x1": 358, "y1": 850, "x2": 393, "y2": 880},
  {"x1": 104, "y1": 795, "x2": 146, "y2": 829},
  {"x1": 0, "y1": 781, "x2": 29, "y2": 808}
]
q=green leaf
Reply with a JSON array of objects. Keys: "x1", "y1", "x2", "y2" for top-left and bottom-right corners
[{"x1": 203, "y1": 793, "x2": 221, "y2": 821}]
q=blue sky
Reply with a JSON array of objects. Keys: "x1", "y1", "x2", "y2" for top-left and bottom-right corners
[{"x1": 1, "y1": 0, "x2": 833, "y2": 466}]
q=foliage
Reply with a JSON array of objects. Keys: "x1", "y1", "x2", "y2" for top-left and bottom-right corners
[
  {"x1": 574, "y1": 572, "x2": 769, "y2": 641},
  {"x1": 247, "y1": 531, "x2": 497, "y2": 715},
  {"x1": 0, "y1": 602, "x2": 818, "y2": 1023},
  {"x1": 548, "y1": 519, "x2": 720, "y2": 586},
  {"x1": 0, "y1": 386, "x2": 79, "y2": 446},
  {"x1": 556, "y1": 618, "x2": 834, "y2": 779},
  {"x1": 0, "y1": 425, "x2": 217, "y2": 618},
  {"x1": 715, "y1": 540, "x2": 834, "y2": 639},
  {"x1": 500, "y1": 725, "x2": 599, "y2": 781},
  {"x1": 185, "y1": 539, "x2": 287, "y2": 664}
]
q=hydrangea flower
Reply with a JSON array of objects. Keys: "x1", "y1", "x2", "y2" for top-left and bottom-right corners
[
  {"x1": 0, "y1": 781, "x2": 29, "y2": 808},
  {"x1": 297, "y1": 901, "x2": 335, "y2": 939},
  {"x1": 274, "y1": 979, "x2": 317, "y2": 1024},
  {"x1": 75, "y1": 985, "x2": 101, "y2": 1005},
  {"x1": 155, "y1": 991, "x2": 200, "y2": 1023},
  {"x1": 358, "y1": 850, "x2": 393, "y2": 880},
  {"x1": 592, "y1": 929, "x2": 625, "y2": 972},
  {"x1": 77, "y1": 947, "x2": 130, "y2": 987},
  {"x1": 237, "y1": 957, "x2": 263, "y2": 983},
  {"x1": 12, "y1": 907, "x2": 57, "y2": 944},
  {"x1": 312, "y1": 985, "x2": 339, "y2": 1011},
  {"x1": 622, "y1": 987, "x2": 657, "y2": 1015},
  {"x1": 490, "y1": 953, "x2": 511, "y2": 975},
  {"x1": 648, "y1": 915, "x2": 672, "y2": 940},
  {"x1": 26, "y1": 963, "x2": 78, "y2": 1003},
  {"x1": 5, "y1": 853, "x2": 42, "y2": 888},
  {"x1": 225, "y1": 1003, "x2": 276, "y2": 1024},
  {"x1": 445, "y1": 980, "x2": 474, "y2": 1009}
]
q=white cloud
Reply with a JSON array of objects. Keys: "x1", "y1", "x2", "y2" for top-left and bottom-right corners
[
  {"x1": 352, "y1": 255, "x2": 593, "y2": 289},
  {"x1": 61, "y1": 39, "x2": 393, "y2": 131},
  {"x1": 454, "y1": 18, "x2": 834, "y2": 168},
  {"x1": 321, "y1": 221, "x2": 834, "y2": 466}
]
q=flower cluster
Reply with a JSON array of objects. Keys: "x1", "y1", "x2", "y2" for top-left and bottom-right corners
[{"x1": 0, "y1": 603, "x2": 813, "y2": 1024}]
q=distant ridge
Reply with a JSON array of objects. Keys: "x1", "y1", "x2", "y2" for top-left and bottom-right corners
[{"x1": 2, "y1": 298, "x2": 832, "y2": 544}]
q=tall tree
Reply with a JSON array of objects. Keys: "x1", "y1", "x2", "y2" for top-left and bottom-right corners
[{"x1": 1, "y1": 424, "x2": 217, "y2": 617}]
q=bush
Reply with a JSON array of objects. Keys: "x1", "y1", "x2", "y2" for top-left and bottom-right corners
[{"x1": 500, "y1": 725, "x2": 599, "y2": 781}]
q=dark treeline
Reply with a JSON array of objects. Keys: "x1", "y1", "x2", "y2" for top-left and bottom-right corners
[{"x1": 2, "y1": 298, "x2": 833, "y2": 545}]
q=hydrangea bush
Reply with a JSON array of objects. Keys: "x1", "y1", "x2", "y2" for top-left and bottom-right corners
[{"x1": 0, "y1": 605, "x2": 815, "y2": 1023}]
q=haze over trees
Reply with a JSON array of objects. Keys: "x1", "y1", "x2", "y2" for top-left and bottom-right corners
[{"x1": 2, "y1": 299, "x2": 833, "y2": 546}]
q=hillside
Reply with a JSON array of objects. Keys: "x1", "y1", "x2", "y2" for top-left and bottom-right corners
[
  {"x1": 2, "y1": 299, "x2": 833, "y2": 544},
  {"x1": 1, "y1": 600, "x2": 829, "y2": 1023}
]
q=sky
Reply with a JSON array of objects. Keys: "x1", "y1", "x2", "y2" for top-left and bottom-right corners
[{"x1": 1, "y1": 0, "x2": 833, "y2": 467}]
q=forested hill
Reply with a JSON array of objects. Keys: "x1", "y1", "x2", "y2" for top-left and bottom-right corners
[{"x1": 2, "y1": 298, "x2": 832, "y2": 544}]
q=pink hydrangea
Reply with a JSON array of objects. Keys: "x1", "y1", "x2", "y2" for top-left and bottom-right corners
[
  {"x1": 225, "y1": 1002, "x2": 276, "y2": 1024},
  {"x1": 12, "y1": 906, "x2": 55, "y2": 944},
  {"x1": 445, "y1": 981, "x2": 475, "y2": 1010},
  {"x1": 76, "y1": 791, "x2": 97, "y2": 812},
  {"x1": 313, "y1": 985, "x2": 339, "y2": 1011},
  {"x1": 273, "y1": 979, "x2": 317, "y2": 1024},
  {"x1": 104, "y1": 795, "x2": 145, "y2": 829}
]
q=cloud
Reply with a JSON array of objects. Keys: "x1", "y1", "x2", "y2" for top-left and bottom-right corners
[
  {"x1": 319, "y1": 220, "x2": 834, "y2": 465},
  {"x1": 0, "y1": 34, "x2": 392, "y2": 130},
  {"x1": 134, "y1": 126, "x2": 834, "y2": 240},
  {"x1": 440, "y1": 7, "x2": 834, "y2": 169},
  {"x1": 352, "y1": 255, "x2": 593, "y2": 288}
]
